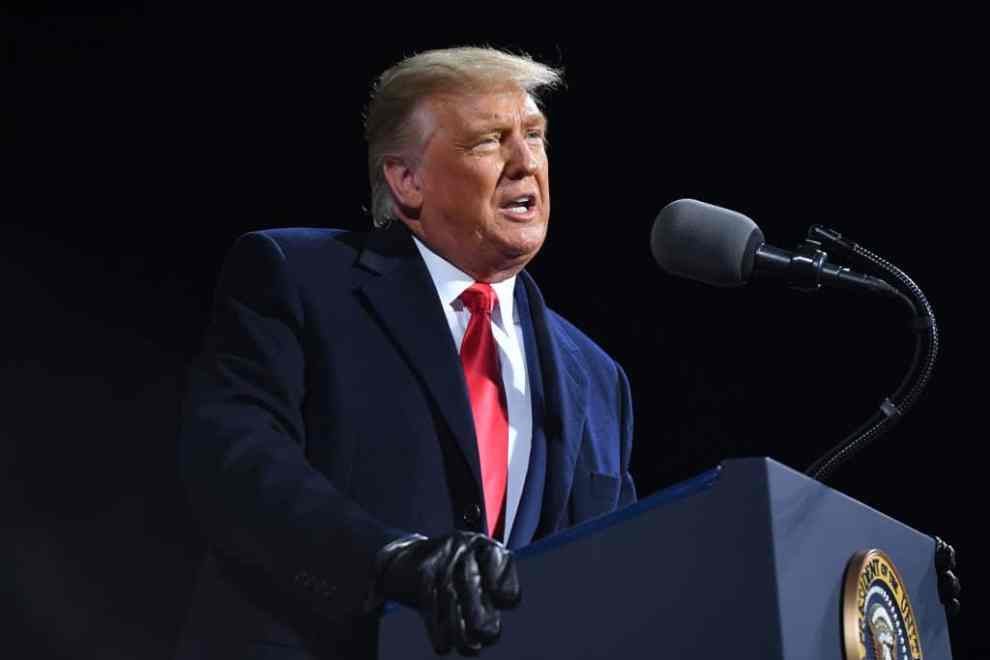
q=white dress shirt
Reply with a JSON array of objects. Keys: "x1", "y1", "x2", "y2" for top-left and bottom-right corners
[{"x1": 412, "y1": 237, "x2": 533, "y2": 543}]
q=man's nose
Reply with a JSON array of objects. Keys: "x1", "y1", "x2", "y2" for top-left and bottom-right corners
[{"x1": 503, "y1": 133, "x2": 540, "y2": 178}]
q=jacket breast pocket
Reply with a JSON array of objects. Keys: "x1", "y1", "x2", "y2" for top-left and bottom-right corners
[{"x1": 571, "y1": 468, "x2": 621, "y2": 524}]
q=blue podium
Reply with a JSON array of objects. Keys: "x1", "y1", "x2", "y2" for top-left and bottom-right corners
[{"x1": 379, "y1": 458, "x2": 951, "y2": 659}]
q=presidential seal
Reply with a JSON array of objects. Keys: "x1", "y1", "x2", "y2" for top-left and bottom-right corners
[{"x1": 843, "y1": 549, "x2": 923, "y2": 660}]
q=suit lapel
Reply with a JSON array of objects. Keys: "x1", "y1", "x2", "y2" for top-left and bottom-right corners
[
  {"x1": 506, "y1": 280, "x2": 547, "y2": 549},
  {"x1": 518, "y1": 272, "x2": 589, "y2": 539},
  {"x1": 355, "y1": 225, "x2": 484, "y2": 504}
]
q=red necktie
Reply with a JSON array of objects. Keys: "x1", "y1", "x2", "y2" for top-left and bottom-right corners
[{"x1": 458, "y1": 283, "x2": 508, "y2": 539}]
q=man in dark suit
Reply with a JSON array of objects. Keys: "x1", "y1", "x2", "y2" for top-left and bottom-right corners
[{"x1": 176, "y1": 47, "x2": 636, "y2": 659}]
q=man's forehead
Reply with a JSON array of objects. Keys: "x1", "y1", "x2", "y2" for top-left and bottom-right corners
[{"x1": 428, "y1": 88, "x2": 546, "y2": 127}]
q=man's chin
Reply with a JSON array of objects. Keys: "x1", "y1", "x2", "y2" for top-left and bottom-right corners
[{"x1": 491, "y1": 226, "x2": 547, "y2": 268}]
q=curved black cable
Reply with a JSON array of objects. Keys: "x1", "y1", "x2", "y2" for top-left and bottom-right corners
[{"x1": 804, "y1": 228, "x2": 939, "y2": 482}]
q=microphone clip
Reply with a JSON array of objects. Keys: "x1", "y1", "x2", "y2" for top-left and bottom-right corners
[
  {"x1": 787, "y1": 239, "x2": 830, "y2": 293},
  {"x1": 754, "y1": 237, "x2": 831, "y2": 293}
]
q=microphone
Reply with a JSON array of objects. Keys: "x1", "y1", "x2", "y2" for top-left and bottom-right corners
[
  {"x1": 650, "y1": 199, "x2": 938, "y2": 484},
  {"x1": 650, "y1": 199, "x2": 900, "y2": 298}
]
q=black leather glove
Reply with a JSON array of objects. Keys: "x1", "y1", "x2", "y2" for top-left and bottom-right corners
[
  {"x1": 376, "y1": 532, "x2": 522, "y2": 656},
  {"x1": 934, "y1": 536, "x2": 961, "y2": 616}
]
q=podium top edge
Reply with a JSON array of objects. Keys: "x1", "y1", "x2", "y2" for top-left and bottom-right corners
[
  {"x1": 512, "y1": 458, "x2": 809, "y2": 562},
  {"x1": 515, "y1": 463, "x2": 723, "y2": 561}
]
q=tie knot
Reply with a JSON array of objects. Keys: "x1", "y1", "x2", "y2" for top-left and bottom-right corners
[{"x1": 459, "y1": 283, "x2": 497, "y2": 315}]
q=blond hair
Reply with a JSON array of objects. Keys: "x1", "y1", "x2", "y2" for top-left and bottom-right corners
[{"x1": 365, "y1": 47, "x2": 563, "y2": 228}]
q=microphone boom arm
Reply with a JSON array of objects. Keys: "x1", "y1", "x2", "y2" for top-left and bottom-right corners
[{"x1": 803, "y1": 227, "x2": 939, "y2": 482}]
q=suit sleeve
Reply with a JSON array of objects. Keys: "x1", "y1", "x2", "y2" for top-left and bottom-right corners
[
  {"x1": 178, "y1": 231, "x2": 407, "y2": 619},
  {"x1": 616, "y1": 361, "x2": 638, "y2": 507}
]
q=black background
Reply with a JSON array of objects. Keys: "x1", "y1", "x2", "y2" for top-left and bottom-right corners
[{"x1": 6, "y1": 7, "x2": 984, "y2": 658}]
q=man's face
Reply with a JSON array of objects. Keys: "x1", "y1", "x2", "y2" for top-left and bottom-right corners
[{"x1": 401, "y1": 87, "x2": 550, "y2": 281}]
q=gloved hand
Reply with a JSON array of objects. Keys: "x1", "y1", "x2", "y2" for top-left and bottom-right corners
[
  {"x1": 376, "y1": 532, "x2": 521, "y2": 656},
  {"x1": 934, "y1": 536, "x2": 961, "y2": 616}
]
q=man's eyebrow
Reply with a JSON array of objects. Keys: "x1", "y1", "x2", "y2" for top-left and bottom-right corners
[
  {"x1": 525, "y1": 115, "x2": 548, "y2": 131},
  {"x1": 467, "y1": 113, "x2": 548, "y2": 133}
]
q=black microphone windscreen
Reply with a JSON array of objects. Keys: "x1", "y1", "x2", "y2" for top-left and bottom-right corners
[{"x1": 650, "y1": 199, "x2": 765, "y2": 287}]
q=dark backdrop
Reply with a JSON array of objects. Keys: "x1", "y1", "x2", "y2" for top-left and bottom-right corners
[{"x1": 6, "y1": 8, "x2": 983, "y2": 658}]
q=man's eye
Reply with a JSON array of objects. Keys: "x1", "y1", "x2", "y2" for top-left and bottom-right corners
[{"x1": 527, "y1": 131, "x2": 546, "y2": 142}]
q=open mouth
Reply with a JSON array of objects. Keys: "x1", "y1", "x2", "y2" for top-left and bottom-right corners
[{"x1": 500, "y1": 194, "x2": 536, "y2": 216}]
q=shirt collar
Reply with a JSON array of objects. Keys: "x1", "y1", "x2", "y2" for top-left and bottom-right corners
[{"x1": 412, "y1": 235, "x2": 517, "y2": 328}]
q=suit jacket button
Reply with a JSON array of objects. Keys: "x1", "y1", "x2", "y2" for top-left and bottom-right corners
[{"x1": 462, "y1": 503, "x2": 482, "y2": 529}]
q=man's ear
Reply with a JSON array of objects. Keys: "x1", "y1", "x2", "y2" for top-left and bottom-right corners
[{"x1": 382, "y1": 156, "x2": 423, "y2": 219}]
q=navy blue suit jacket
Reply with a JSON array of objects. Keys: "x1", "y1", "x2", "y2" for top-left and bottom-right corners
[{"x1": 175, "y1": 223, "x2": 636, "y2": 659}]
